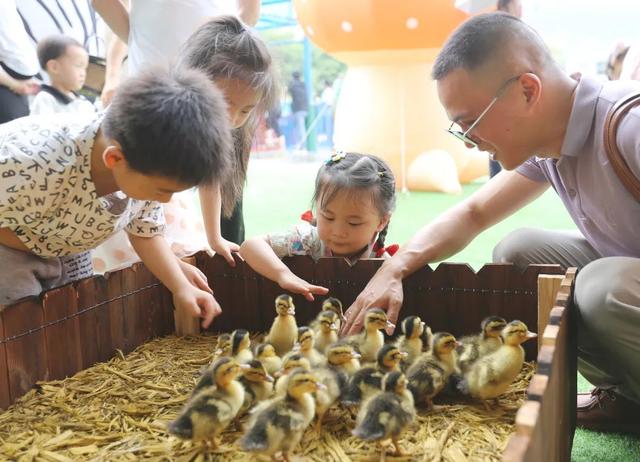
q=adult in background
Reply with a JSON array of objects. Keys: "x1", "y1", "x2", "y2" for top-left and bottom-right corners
[
  {"x1": 288, "y1": 71, "x2": 309, "y2": 150},
  {"x1": 343, "y1": 13, "x2": 640, "y2": 435}
]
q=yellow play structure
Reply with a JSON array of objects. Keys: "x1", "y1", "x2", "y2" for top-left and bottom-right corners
[{"x1": 293, "y1": 0, "x2": 490, "y2": 193}]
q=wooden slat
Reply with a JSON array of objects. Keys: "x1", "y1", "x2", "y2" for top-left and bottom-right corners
[
  {"x1": 122, "y1": 264, "x2": 146, "y2": 353},
  {"x1": 537, "y1": 275, "x2": 564, "y2": 351},
  {"x1": 0, "y1": 311, "x2": 11, "y2": 409},
  {"x1": 2, "y1": 298, "x2": 48, "y2": 402},
  {"x1": 42, "y1": 285, "x2": 82, "y2": 381},
  {"x1": 105, "y1": 271, "x2": 126, "y2": 353}
]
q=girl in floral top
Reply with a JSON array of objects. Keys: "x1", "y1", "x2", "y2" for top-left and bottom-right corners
[{"x1": 240, "y1": 151, "x2": 397, "y2": 301}]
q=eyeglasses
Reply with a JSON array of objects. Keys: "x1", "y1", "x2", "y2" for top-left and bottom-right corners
[{"x1": 446, "y1": 74, "x2": 522, "y2": 148}]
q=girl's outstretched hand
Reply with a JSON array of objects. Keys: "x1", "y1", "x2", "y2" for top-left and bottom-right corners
[
  {"x1": 277, "y1": 270, "x2": 329, "y2": 302},
  {"x1": 210, "y1": 237, "x2": 241, "y2": 267},
  {"x1": 342, "y1": 264, "x2": 404, "y2": 336}
]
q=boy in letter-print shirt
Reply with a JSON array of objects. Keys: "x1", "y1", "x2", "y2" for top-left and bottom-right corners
[{"x1": 0, "y1": 68, "x2": 233, "y2": 329}]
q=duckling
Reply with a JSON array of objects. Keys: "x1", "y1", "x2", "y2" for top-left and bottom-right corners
[
  {"x1": 324, "y1": 341, "x2": 362, "y2": 377},
  {"x1": 255, "y1": 343, "x2": 282, "y2": 376},
  {"x1": 456, "y1": 315, "x2": 507, "y2": 374},
  {"x1": 352, "y1": 371, "x2": 416, "y2": 458},
  {"x1": 293, "y1": 326, "x2": 326, "y2": 368},
  {"x1": 458, "y1": 320, "x2": 536, "y2": 405},
  {"x1": 311, "y1": 343, "x2": 355, "y2": 431},
  {"x1": 347, "y1": 308, "x2": 393, "y2": 363},
  {"x1": 240, "y1": 369, "x2": 325, "y2": 462},
  {"x1": 395, "y1": 316, "x2": 429, "y2": 370},
  {"x1": 265, "y1": 294, "x2": 298, "y2": 356},
  {"x1": 342, "y1": 344, "x2": 406, "y2": 406},
  {"x1": 238, "y1": 359, "x2": 274, "y2": 416},
  {"x1": 231, "y1": 329, "x2": 254, "y2": 364},
  {"x1": 213, "y1": 333, "x2": 232, "y2": 358},
  {"x1": 420, "y1": 322, "x2": 433, "y2": 353},
  {"x1": 274, "y1": 352, "x2": 312, "y2": 396},
  {"x1": 321, "y1": 297, "x2": 346, "y2": 329},
  {"x1": 168, "y1": 358, "x2": 246, "y2": 447},
  {"x1": 406, "y1": 332, "x2": 459, "y2": 410},
  {"x1": 311, "y1": 310, "x2": 339, "y2": 354}
]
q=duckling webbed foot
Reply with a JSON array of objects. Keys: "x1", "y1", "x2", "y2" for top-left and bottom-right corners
[{"x1": 391, "y1": 436, "x2": 404, "y2": 456}]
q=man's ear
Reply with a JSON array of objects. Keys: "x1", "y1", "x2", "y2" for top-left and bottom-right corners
[
  {"x1": 102, "y1": 145, "x2": 126, "y2": 170},
  {"x1": 520, "y1": 72, "x2": 542, "y2": 108}
]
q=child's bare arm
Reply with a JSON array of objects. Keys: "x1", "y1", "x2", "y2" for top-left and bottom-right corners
[
  {"x1": 101, "y1": 32, "x2": 128, "y2": 107},
  {"x1": 92, "y1": 0, "x2": 130, "y2": 43},
  {"x1": 239, "y1": 236, "x2": 328, "y2": 301},
  {"x1": 199, "y1": 183, "x2": 239, "y2": 266},
  {"x1": 128, "y1": 234, "x2": 221, "y2": 328}
]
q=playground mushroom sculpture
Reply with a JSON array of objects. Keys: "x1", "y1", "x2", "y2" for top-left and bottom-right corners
[{"x1": 293, "y1": 0, "x2": 489, "y2": 193}]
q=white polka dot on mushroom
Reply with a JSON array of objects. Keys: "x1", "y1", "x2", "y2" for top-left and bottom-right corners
[
  {"x1": 341, "y1": 21, "x2": 353, "y2": 33},
  {"x1": 406, "y1": 17, "x2": 419, "y2": 29}
]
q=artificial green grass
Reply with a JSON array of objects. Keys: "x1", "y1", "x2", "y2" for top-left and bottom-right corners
[{"x1": 243, "y1": 157, "x2": 640, "y2": 461}]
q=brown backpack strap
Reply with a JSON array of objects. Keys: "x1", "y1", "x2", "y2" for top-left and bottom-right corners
[{"x1": 603, "y1": 92, "x2": 640, "y2": 202}]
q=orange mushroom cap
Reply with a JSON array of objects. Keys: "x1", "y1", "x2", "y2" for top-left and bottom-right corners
[{"x1": 293, "y1": 0, "x2": 469, "y2": 53}]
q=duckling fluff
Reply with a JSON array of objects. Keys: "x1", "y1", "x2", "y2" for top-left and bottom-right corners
[
  {"x1": 240, "y1": 369, "x2": 325, "y2": 461},
  {"x1": 294, "y1": 326, "x2": 326, "y2": 368},
  {"x1": 352, "y1": 371, "x2": 415, "y2": 457},
  {"x1": 168, "y1": 358, "x2": 246, "y2": 445},
  {"x1": 265, "y1": 294, "x2": 298, "y2": 356},
  {"x1": 458, "y1": 320, "x2": 536, "y2": 401},
  {"x1": 321, "y1": 297, "x2": 346, "y2": 329},
  {"x1": 255, "y1": 343, "x2": 282, "y2": 376},
  {"x1": 213, "y1": 333, "x2": 232, "y2": 358},
  {"x1": 395, "y1": 316, "x2": 429, "y2": 370},
  {"x1": 311, "y1": 310, "x2": 339, "y2": 354},
  {"x1": 347, "y1": 308, "x2": 393, "y2": 363},
  {"x1": 238, "y1": 359, "x2": 274, "y2": 415},
  {"x1": 456, "y1": 315, "x2": 507, "y2": 373},
  {"x1": 342, "y1": 344, "x2": 406, "y2": 406},
  {"x1": 406, "y1": 332, "x2": 458, "y2": 410},
  {"x1": 231, "y1": 329, "x2": 254, "y2": 364},
  {"x1": 274, "y1": 352, "x2": 312, "y2": 396}
]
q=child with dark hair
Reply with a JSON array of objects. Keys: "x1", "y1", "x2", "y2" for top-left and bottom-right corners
[
  {"x1": 93, "y1": 15, "x2": 279, "y2": 272},
  {"x1": 0, "y1": 67, "x2": 232, "y2": 329},
  {"x1": 240, "y1": 151, "x2": 397, "y2": 301},
  {"x1": 31, "y1": 35, "x2": 96, "y2": 115}
]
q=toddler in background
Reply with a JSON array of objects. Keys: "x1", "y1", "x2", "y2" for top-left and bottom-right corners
[{"x1": 31, "y1": 35, "x2": 96, "y2": 115}]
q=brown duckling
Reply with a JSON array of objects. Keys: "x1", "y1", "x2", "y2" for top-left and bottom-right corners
[
  {"x1": 347, "y1": 308, "x2": 394, "y2": 363},
  {"x1": 231, "y1": 329, "x2": 254, "y2": 364},
  {"x1": 265, "y1": 294, "x2": 298, "y2": 356},
  {"x1": 342, "y1": 344, "x2": 406, "y2": 406},
  {"x1": 352, "y1": 371, "x2": 416, "y2": 458},
  {"x1": 238, "y1": 359, "x2": 274, "y2": 416},
  {"x1": 458, "y1": 320, "x2": 536, "y2": 404},
  {"x1": 240, "y1": 369, "x2": 325, "y2": 462},
  {"x1": 395, "y1": 316, "x2": 429, "y2": 370},
  {"x1": 274, "y1": 352, "x2": 312, "y2": 396},
  {"x1": 294, "y1": 326, "x2": 326, "y2": 368},
  {"x1": 255, "y1": 343, "x2": 282, "y2": 376},
  {"x1": 168, "y1": 358, "x2": 246, "y2": 446},
  {"x1": 456, "y1": 315, "x2": 507, "y2": 373},
  {"x1": 406, "y1": 332, "x2": 459, "y2": 410},
  {"x1": 311, "y1": 310, "x2": 339, "y2": 354}
]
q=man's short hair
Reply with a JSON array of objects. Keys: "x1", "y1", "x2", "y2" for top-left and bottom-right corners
[
  {"x1": 37, "y1": 35, "x2": 83, "y2": 70},
  {"x1": 102, "y1": 67, "x2": 232, "y2": 187},
  {"x1": 431, "y1": 13, "x2": 551, "y2": 80}
]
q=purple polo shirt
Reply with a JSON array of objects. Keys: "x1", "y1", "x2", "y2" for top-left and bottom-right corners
[{"x1": 516, "y1": 76, "x2": 640, "y2": 258}]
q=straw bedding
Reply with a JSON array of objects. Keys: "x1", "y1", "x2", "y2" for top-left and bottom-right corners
[{"x1": 0, "y1": 334, "x2": 535, "y2": 462}]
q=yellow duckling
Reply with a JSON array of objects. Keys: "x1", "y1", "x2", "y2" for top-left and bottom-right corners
[
  {"x1": 324, "y1": 341, "x2": 362, "y2": 377},
  {"x1": 347, "y1": 308, "x2": 393, "y2": 363},
  {"x1": 168, "y1": 358, "x2": 246, "y2": 447},
  {"x1": 321, "y1": 297, "x2": 346, "y2": 329},
  {"x1": 265, "y1": 294, "x2": 298, "y2": 356},
  {"x1": 456, "y1": 315, "x2": 507, "y2": 374},
  {"x1": 395, "y1": 316, "x2": 430, "y2": 370},
  {"x1": 213, "y1": 333, "x2": 232, "y2": 358},
  {"x1": 342, "y1": 344, "x2": 406, "y2": 406},
  {"x1": 294, "y1": 326, "x2": 326, "y2": 368},
  {"x1": 406, "y1": 332, "x2": 459, "y2": 410},
  {"x1": 231, "y1": 329, "x2": 254, "y2": 364},
  {"x1": 459, "y1": 320, "x2": 536, "y2": 404},
  {"x1": 312, "y1": 342, "x2": 355, "y2": 431},
  {"x1": 254, "y1": 343, "x2": 282, "y2": 376},
  {"x1": 240, "y1": 369, "x2": 325, "y2": 462},
  {"x1": 352, "y1": 371, "x2": 416, "y2": 458},
  {"x1": 311, "y1": 310, "x2": 339, "y2": 354},
  {"x1": 274, "y1": 352, "x2": 312, "y2": 396},
  {"x1": 238, "y1": 359, "x2": 274, "y2": 416}
]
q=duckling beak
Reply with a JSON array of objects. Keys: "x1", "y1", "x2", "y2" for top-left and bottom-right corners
[
  {"x1": 292, "y1": 343, "x2": 301, "y2": 352},
  {"x1": 399, "y1": 351, "x2": 409, "y2": 358},
  {"x1": 265, "y1": 374, "x2": 274, "y2": 382},
  {"x1": 351, "y1": 352, "x2": 362, "y2": 359},
  {"x1": 287, "y1": 308, "x2": 296, "y2": 316},
  {"x1": 455, "y1": 341, "x2": 463, "y2": 347},
  {"x1": 330, "y1": 323, "x2": 338, "y2": 331},
  {"x1": 239, "y1": 363, "x2": 251, "y2": 370},
  {"x1": 214, "y1": 349, "x2": 222, "y2": 355},
  {"x1": 315, "y1": 382, "x2": 327, "y2": 391},
  {"x1": 525, "y1": 331, "x2": 538, "y2": 340},
  {"x1": 273, "y1": 370, "x2": 283, "y2": 378}
]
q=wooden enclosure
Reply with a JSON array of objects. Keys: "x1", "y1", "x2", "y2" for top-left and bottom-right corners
[{"x1": 0, "y1": 253, "x2": 575, "y2": 461}]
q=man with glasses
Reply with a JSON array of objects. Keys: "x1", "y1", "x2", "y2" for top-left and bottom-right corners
[{"x1": 343, "y1": 13, "x2": 640, "y2": 435}]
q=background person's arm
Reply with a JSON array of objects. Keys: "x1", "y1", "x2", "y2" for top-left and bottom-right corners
[
  {"x1": 237, "y1": 0, "x2": 261, "y2": 26},
  {"x1": 92, "y1": 0, "x2": 130, "y2": 43},
  {"x1": 342, "y1": 170, "x2": 549, "y2": 335}
]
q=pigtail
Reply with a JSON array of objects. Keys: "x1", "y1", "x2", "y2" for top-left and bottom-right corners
[{"x1": 376, "y1": 224, "x2": 389, "y2": 249}]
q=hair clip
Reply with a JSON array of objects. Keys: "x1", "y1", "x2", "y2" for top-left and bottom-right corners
[
  {"x1": 326, "y1": 150, "x2": 346, "y2": 165},
  {"x1": 378, "y1": 171, "x2": 384, "y2": 177}
]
